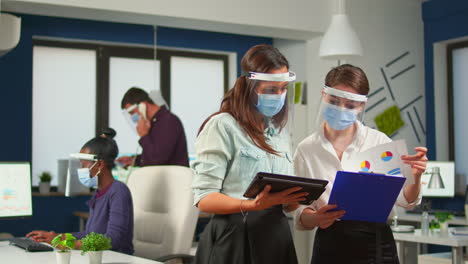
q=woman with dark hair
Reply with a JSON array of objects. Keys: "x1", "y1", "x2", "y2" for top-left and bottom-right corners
[
  {"x1": 27, "y1": 128, "x2": 134, "y2": 255},
  {"x1": 294, "y1": 64, "x2": 427, "y2": 263},
  {"x1": 192, "y1": 44, "x2": 305, "y2": 264}
]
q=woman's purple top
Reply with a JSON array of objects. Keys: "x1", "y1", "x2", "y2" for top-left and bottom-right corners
[{"x1": 72, "y1": 181, "x2": 134, "y2": 255}]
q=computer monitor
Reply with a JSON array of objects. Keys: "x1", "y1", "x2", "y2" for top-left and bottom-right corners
[
  {"x1": 65, "y1": 158, "x2": 88, "y2": 197},
  {"x1": 420, "y1": 161, "x2": 455, "y2": 197},
  {"x1": 57, "y1": 159, "x2": 68, "y2": 193},
  {"x1": 0, "y1": 162, "x2": 33, "y2": 218}
]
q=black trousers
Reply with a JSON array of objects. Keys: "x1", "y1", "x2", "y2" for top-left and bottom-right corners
[
  {"x1": 194, "y1": 205, "x2": 298, "y2": 264},
  {"x1": 311, "y1": 220, "x2": 399, "y2": 264}
]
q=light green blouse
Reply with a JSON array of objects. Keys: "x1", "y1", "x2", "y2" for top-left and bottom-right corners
[{"x1": 191, "y1": 113, "x2": 293, "y2": 205}]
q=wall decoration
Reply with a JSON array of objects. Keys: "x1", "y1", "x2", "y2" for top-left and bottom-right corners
[
  {"x1": 374, "y1": 105, "x2": 405, "y2": 137},
  {"x1": 364, "y1": 51, "x2": 425, "y2": 147}
]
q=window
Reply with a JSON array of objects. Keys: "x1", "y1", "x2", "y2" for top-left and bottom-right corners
[
  {"x1": 32, "y1": 45, "x2": 96, "y2": 186},
  {"x1": 32, "y1": 39, "x2": 230, "y2": 185}
]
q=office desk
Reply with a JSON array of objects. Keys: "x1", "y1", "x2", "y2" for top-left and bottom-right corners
[
  {"x1": 394, "y1": 229, "x2": 468, "y2": 264},
  {"x1": 73, "y1": 211, "x2": 90, "y2": 232},
  {"x1": 395, "y1": 207, "x2": 468, "y2": 226},
  {"x1": 397, "y1": 212, "x2": 468, "y2": 226},
  {"x1": 0, "y1": 241, "x2": 162, "y2": 264}
]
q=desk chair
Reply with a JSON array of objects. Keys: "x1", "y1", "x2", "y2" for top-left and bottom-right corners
[{"x1": 127, "y1": 166, "x2": 199, "y2": 264}]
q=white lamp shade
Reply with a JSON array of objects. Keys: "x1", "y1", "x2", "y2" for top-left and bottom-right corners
[
  {"x1": 319, "y1": 14, "x2": 362, "y2": 60},
  {"x1": 0, "y1": 13, "x2": 21, "y2": 56}
]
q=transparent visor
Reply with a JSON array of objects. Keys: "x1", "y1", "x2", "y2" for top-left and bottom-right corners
[
  {"x1": 69, "y1": 153, "x2": 98, "y2": 169},
  {"x1": 246, "y1": 71, "x2": 296, "y2": 147},
  {"x1": 314, "y1": 86, "x2": 368, "y2": 132},
  {"x1": 247, "y1": 71, "x2": 296, "y2": 117},
  {"x1": 148, "y1": 90, "x2": 168, "y2": 109},
  {"x1": 122, "y1": 104, "x2": 140, "y2": 133}
]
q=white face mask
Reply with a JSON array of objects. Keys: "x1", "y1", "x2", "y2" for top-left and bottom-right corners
[{"x1": 77, "y1": 162, "x2": 100, "y2": 188}]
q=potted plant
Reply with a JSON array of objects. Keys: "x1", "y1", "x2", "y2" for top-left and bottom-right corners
[
  {"x1": 81, "y1": 232, "x2": 112, "y2": 264},
  {"x1": 39, "y1": 171, "x2": 52, "y2": 194},
  {"x1": 429, "y1": 212, "x2": 453, "y2": 234},
  {"x1": 52, "y1": 233, "x2": 76, "y2": 264}
]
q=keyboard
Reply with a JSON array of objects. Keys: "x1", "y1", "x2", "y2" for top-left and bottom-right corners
[{"x1": 9, "y1": 237, "x2": 54, "y2": 252}]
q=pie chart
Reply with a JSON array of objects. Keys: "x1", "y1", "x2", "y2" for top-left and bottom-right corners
[{"x1": 381, "y1": 151, "x2": 393, "y2": 162}]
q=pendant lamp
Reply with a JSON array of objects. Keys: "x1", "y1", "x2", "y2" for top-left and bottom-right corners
[
  {"x1": 0, "y1": 0, "x2": 21, "y2": 57},
  {"x1": 319, "y1": 0, "x2": 362, "y2": 60}
]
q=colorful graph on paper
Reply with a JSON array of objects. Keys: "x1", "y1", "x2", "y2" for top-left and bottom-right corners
[
  {"x1": 341, "y1": 140, "x2": 414, "y2": 185},
  {"x1": 0, "y1": 163, "x2": 33, "y2": 217}
]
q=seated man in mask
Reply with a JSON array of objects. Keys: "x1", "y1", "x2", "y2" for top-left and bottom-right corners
[{"x1": 117, "y1": 87, "x2": 189, "y2": 167}]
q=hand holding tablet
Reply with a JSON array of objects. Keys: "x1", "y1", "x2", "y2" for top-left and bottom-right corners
[{"x1": 243, "y1": 172, "x2": 328, "y2": 205}]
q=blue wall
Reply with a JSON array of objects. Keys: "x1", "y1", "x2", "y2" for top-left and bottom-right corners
[
  {"x1": 0, "y1": 13, "x2": 272, "y2": 163},
  {"x1": 422, "y1": 0, "x2": 468, "y2": 160},
  {"x1": 0, "y1": 13, "x2": 271, "y2": 235},
  {"x1": 0, "y1": 195, "x2": 90, "y2": 236},
  {"x1": 422, "y1": 3, "x2": 468, "y2": 254}
]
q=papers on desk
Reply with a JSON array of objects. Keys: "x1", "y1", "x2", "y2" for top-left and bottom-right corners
[{"x1": 341, "y1": 139, "x2": 413, "y2": 185}]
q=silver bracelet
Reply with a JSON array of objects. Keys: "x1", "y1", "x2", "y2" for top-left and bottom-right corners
[{"x1": 240, "y1": 199, "x2": 248, "y2": 223}]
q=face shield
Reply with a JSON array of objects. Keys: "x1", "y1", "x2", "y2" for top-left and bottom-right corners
[
  {"x1": 315, "y1": 86, "x2": 368, "y2": 132},
  {"x1": 69, "y1": 153, "x2": 99, "y2": 189},
  {"x1": 122, "y1": 104, "x2": 140, "y2": 132},
  {"x1": 149, "y1": 90, "x2": 169, "y2": 109},
  {"x1": 247, "y1": 70, "x2": 296, "y2": 127}
]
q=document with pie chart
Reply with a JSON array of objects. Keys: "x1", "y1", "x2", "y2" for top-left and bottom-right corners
[{"x1": 341, "y1": 139, "x2": 413, "y2": 185}]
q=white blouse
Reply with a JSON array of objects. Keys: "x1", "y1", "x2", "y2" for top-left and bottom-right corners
[{"x1": 293, "y1": 121, "x2": 421, "y2": 229}]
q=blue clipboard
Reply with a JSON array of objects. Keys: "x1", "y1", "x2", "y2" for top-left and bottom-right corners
[{"x1": 328, "y1": 171, "x2": 406, "y2": 223}]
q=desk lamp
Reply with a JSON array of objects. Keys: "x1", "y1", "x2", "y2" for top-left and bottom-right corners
[{"x1": 428, "y1": 166, "x2": 445, "y2": 189}]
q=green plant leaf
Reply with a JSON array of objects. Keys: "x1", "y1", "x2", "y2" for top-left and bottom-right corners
[
  {"x1": 39, "y1": 171, "x2": 52, "y2": 182},
  {"x1": 81, "y1": 232, "x2": 112, "y2": 255},
  {"x1": 65, "y1": 233, "x2": 76, "y2": 240},
  {"x1": 429, "y1": 219, "x2": 440, "y2": 230},
  {"x1": 51, "y1": 233, "x2": 76, "y2": 251},
  {"x1": 51, "y1": 234, "x2": 62, "y2": 248},
  {"x1": 435, "y1": 212, "x2": 453, "y2": 223}
]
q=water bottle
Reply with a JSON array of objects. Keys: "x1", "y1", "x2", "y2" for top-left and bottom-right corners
[{"x1": 421, "y1": 211, "x2": 430, "y2": 235}]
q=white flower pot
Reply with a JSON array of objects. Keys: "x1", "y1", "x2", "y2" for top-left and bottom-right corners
[
  {"x1": 88, "y1": 251, "x2": 103, "y2": 264},
  {"x1": 39, "y1": 182, "x2": 50, "y2": 194},
  {"x1": 55, "y1": 251, "x2": 71, "y2": 264},
  {"x1": 440, "y1": 221, "x2": 449, "y2": 234}
]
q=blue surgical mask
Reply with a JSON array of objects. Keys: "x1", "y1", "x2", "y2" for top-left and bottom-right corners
[
  {"x1": 130, "y1": 113, "x2": 140, "y2": 124},
  {"x1": 77, "y1": 162, "x2": 99, "y2": 188},
  {"x1": 322, "y1": 102, "x2": 358, "y2": 130},
  {"x1": 256, "y1": 92, "x2": 287, "y2": 117}
]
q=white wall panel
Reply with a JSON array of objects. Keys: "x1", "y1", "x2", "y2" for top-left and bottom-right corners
[
  {"x1": 33, "y1": 46, "x2": 96, "y2": 186},
  {"x1": 170, "y1": 56, "x2": 224, "y2": 155}
]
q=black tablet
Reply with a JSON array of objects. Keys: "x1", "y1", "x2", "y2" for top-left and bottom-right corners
[{"x1": 243, "y1": 172, "x2": 328, "y2": 205}]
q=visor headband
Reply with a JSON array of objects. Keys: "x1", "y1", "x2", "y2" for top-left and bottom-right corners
[
  {"x1": 125, "y1": 104, "x2": 138, "y2": 113},
  {"x1": 248, "y1": 71, "x2": 296, "y2": 82},
  {"x1": 70, "y1": 153, "x2": 98, "y2": 161},
  {"x1": 323, "y1": 86, "x2": 368, "y2": 102}
]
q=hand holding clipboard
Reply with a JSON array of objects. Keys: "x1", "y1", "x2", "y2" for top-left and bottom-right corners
[{"x1": 328, "y1": 171, "x2": 405, "y2": 223}]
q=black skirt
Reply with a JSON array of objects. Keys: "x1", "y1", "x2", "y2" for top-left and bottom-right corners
[
  {"x1": 194, "y1": 205, "x2": 298, "y2": 264},
  {"x1": 311, "y1": 220, "x2": 399, "y2": 264}
]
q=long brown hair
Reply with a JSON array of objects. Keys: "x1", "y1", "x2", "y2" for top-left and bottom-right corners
[
  {"x1": 199, "y1": 44, "x2": 290, "y2": 155},
  {"x1": 325, "y1": 64, "x2": 369, "y2": 95}
]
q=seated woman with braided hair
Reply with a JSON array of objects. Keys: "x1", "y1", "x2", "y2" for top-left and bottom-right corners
[{"x1": 27, "y1": 128, "x2": 134, "y2": 255}]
